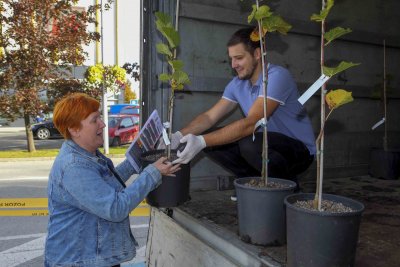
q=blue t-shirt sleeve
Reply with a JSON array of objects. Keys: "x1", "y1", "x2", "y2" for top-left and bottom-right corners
[
  {"x1": 259, "y1": 67, "x2": 293, "y2": 105},
  {"x1": 222, "y1": 78, "x2": 238, "y2": 103}
]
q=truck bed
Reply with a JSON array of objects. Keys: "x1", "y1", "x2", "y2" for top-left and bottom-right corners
[{"x1": 149, "y1": 175, "x2": 400, "y2": 266}]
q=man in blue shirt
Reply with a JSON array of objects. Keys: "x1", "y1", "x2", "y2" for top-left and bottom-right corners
[{"x1": 171, "y1": 27, "x2": 315, "y2": 191}]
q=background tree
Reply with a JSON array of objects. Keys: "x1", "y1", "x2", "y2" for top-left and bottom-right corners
[
  {"x1": 0, "y1": 0, "x2": 100, "y2": 152},
  {"x1": 46, "y1": 78, "x2": 103, "y2": 108},
  {"x1": 122, "y1": 62, "x2": 140, "y2": 82},
  {"x1": 82, "y1": 63, "x2": 127, "y2": 95},
  {"x1": 123, "y1": 81, "x2": 137, "y2": 103}
]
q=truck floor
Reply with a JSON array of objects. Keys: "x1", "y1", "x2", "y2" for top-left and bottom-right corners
[{"x1": 179, "y1": 175, "x2": 400, "y2": 267}]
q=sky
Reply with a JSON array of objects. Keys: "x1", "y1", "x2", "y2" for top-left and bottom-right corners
[{"x1": 78, "y1": 0, "x2": 141, "y2": 90}]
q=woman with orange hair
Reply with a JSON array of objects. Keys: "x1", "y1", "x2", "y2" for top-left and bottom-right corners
[{"x1": 44, "y1": 93, "x2": 180, "y2": 267}]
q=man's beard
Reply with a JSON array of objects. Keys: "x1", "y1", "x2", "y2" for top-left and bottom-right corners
[{"x1": 237, "y1": 60, "x2": 258, "y2": 80}]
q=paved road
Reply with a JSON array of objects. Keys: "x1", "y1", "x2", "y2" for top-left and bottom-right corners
[{"x1": 0, "y1": 127, "x2": 64, "y2": 151}]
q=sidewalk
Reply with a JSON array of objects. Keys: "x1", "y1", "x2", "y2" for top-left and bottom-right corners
[{"x1": 0, "y1": 126, "x2": 25, "y2": 133}]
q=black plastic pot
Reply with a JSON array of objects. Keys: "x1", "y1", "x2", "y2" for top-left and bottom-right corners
[
  {"x1": 141, "y1": 150, "x2": 190, "y2": 207},
  {"x1": 234, "y1": 177, "x2": 297, "y2": 246},
  {"x1": 369, "y1": 147, "x2": 400, "y2": 180},
  {"x1": 285, "y1": 193, "x2": 365, "y2": 267}
]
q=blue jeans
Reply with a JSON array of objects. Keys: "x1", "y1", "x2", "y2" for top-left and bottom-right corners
[{"x1": 204, "y1": 132, "x2": 314, "y2": 181}]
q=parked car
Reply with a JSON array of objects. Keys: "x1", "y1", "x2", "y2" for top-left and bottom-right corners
[
  {"x1": 0, "y1": 117, "x2": 10, "y2": 126},
  {"x1": 108, "y1": 114, "x2": 140, "y2": 146},
  {"x1": 31, "y1": 114, "x2": 140, "y2": 146},
  {"x1": 31, "y1": 120, "x2": 62, "y2": 140}
]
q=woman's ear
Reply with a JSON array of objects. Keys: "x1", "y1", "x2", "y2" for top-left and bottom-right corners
[{"x1": 68, "y1": 127, "x2": 80, "y2": 138}]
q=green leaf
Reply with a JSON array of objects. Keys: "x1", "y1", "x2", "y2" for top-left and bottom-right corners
[
  {"x1": 262, "y1": 15, "x2": 292, "y2": 34},
  {"x1": 155, "y1": 12, "x2": 180, "y2": 48},
  {"x1": 159, "y1": 26, "x2": 180, "y2": 49},
  {"x1": 155, "y1": 12, "x2": 173, "y2": 29},
  {"x1": 323, "y1": 61, "x2": 360, "y2": 77},
  {"x1": 159, "y1": 73, "x2": 170, "y2": 82},
  {"x1": 248, "y1": 5, "x2": 272, "y2": 23},
  {"x1": 324, "y1": 27, "x2": 352, "y2": 45},
  {"x1": 156, "y1": 43, "x2": 172, "y2": 57},
  {"x1": 172, "y1": 70, "x2": 190, "y2": 86},
  {"x1": 248, "y1": 5, "x2": 257, "y2": 23},
  {"x1": 169, "y1": 60, "x2": 184, "y2": 71},
  {"x1": 310, "y1": 0, "x2": 334, "y2": 22},
  {"x1": 254, "y1": 5, "x2": 272, "y2": 21}
]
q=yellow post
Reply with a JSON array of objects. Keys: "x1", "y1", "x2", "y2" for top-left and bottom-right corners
[{"x1": 95, "y1": 0, "x2": 100, "y2": 63}]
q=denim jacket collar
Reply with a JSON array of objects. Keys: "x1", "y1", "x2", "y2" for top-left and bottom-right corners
[
  {"x1": 65, "y1": 139, "x2": 97, "y2": 157},
  {"x1": 64, "y1": 139, "x2": 107, "y2": 163}
]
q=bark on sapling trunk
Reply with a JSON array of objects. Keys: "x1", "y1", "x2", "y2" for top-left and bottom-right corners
[
  {"x1": 310, "y1": 0, "x2": 360, "y2": 210},
  {"x1": 246, "y1": 0, "x2": 291, "y2": 185}
]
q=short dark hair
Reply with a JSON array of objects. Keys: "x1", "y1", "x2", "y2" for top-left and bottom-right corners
[{"x1": 227, "y1": 27, "x2": 260, "y2": 54}]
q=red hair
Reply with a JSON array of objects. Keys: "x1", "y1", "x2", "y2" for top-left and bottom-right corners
[{"x1": 53, "y1": 93, "x2": 100, "y2": 139}]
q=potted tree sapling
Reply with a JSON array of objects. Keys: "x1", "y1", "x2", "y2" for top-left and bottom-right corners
[
  {"x1": 284, "y1": 1, "x2": 365, "y2": 266},
  {"x1": 141, "y1": 8, "x2": 191, "y2": 207},
  {"x1": 233, "y1": 1, "x2": 297, "y2": 246},
  {"x1": 369, "y1": 40, "x2": 400, "y2": 180}
]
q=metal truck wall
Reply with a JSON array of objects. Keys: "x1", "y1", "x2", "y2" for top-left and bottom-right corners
[{"x1": 140, "y1": 0, "x2": 400, "y2": 181}]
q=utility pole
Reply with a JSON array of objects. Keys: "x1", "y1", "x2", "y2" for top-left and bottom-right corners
[{"x1": 100, "y1": 0, "x2": 109, "y2": 154}]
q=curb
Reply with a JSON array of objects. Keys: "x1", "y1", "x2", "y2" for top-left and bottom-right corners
[
  {"x1": 122, "y1": 263, "x2": 145, "y2": 267},
  {"x1": 0, "y1": 157, "x2": 56, "y2": 162},
  {"x1": 0, "y1": 154, "x2": 125, "y2": 162}
]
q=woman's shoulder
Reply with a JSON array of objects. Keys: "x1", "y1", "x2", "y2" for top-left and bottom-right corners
[{"x1": 56, "y1": 146, "x2": 97, "y2": 169}]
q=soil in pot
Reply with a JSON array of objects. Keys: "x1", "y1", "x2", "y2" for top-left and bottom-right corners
[
  {"x1": 141, "y1": 149, "x2": 190, "y2": 207},
  {"x1": 234, "y1": 177, "x2": 297, "y2": 246},
  {"x1": 294, "y1": 199, "x2": 355, "y2": 213},
  {"x1": 285, "y1": 193, "x2": 364, "y2": 267},
  {"x1": 245, "y1": 178, "x2": 292, "y2": 189}
]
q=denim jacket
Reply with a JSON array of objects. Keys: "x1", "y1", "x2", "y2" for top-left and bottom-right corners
[{"x1": 45, "y1": 140, "x2": 161, "y2": 267}]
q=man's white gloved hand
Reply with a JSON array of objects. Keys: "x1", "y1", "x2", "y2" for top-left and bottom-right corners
[
  {"x1": 157, "y1": 131, "x2": 183, "y2": 150},
  {"x1": 172, "y1": 134, "x2": 206, "y2": 164}
]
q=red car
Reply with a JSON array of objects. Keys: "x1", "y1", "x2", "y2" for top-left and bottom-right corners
[{"x1": 108, "y1": 114, "x2": 140, "y2": 146}]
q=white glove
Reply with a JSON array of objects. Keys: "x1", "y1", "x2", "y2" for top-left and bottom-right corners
[
  {"x1": 172, "y1": 134, "x2": 206, "y2": 164},
  {"x1": 157, "y1": 131, "x2": 183, "y2": 150}
]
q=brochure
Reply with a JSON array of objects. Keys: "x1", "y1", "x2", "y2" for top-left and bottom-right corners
[{"x1": 125, "y1": 110, "x2": 163, "y2": 172}]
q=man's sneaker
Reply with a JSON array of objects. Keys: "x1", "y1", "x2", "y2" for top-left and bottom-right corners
[{"x1": 230, "y1": 195, "x2": 237, "y2": 201}]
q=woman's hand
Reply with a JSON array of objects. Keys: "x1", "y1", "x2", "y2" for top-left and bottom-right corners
[{"x1": 152, "y1": 157, "x2": 181, "y2": 177}]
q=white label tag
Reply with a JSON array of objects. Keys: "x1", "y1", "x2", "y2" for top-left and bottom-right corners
[
  {"x1": 163, "y1": 122, "x2": 170, "y2": 129},
  {"x1": 253, "y1": 118, "x2": 267, "y2": 141},
  {"x1": 298, "y1": 74, "x2": 330, "y2": 105},
  {"x1": 162, "y1": 128, "x2": 171, "y2": 146},
  {"x1": 371, "y1": 117, "x2": 385, "y2": 130}
]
